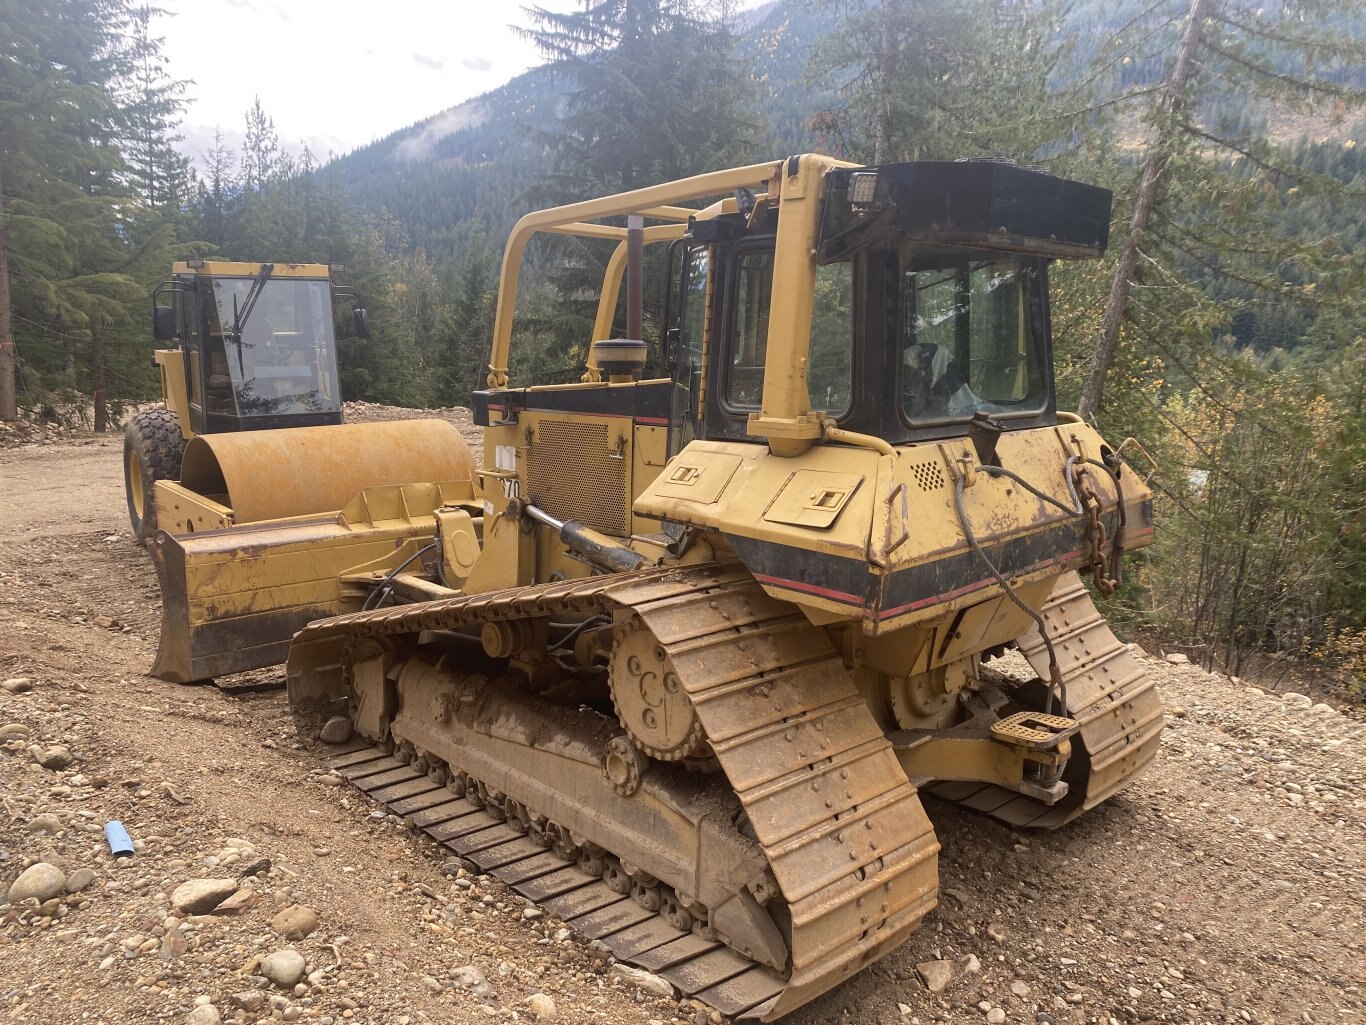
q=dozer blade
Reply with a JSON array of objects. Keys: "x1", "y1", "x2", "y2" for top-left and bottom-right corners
[
  {"x1": 924, "y1": 571, "x2": 1164, "y2": 828},
  {"x1": 147, "y1": 417, "x2": 481, "y2": 683},
  {"x1": 149, "y1": 504, "x2": 451, "y2": 684}
]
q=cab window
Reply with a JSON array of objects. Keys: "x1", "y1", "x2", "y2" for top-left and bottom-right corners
[
  {"x1": 901, "y1": 256, "x2": 1045, "y2": 423},
  {"x1": 723, "y1": 251, "x2": 853, "y2": 417}
]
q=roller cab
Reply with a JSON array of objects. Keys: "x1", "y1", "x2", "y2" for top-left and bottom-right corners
[
  {"x1": 127, "y1": 260, "x2": 374, "y2": 543},
  {"x1": 149, "y1": 260, "x2": 368, "y2": 436}
]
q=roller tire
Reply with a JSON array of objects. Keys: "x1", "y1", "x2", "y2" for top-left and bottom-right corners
[{"x1": 124, "y1": 408, "x2": 185, "y2": 542}]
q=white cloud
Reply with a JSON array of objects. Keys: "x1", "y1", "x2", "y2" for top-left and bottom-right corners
[{"x1": 392, "y1": 102, "x2": 487, "y2": 162}]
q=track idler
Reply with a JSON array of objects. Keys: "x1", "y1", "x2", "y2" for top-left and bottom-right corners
[{"x1": 923, "y1": 571, "x2": 1164, "y2": 828}]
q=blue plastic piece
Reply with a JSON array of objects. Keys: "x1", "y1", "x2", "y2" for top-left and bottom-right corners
[{"x1": 104, "y1": 820, "x2": 134, "y2": 858}]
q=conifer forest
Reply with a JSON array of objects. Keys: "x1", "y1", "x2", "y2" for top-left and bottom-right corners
[{"x1": 2, "y1": 0, "x2": 1364, "y2": 695}]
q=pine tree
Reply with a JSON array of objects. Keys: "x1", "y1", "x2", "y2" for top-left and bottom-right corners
[
  {"x1": 802, "y1": 0, "x2": 1076, "y2": 164},
  {"x1": 1077, "y1": 0, "x2": 1366, "y2": 419},
  {"x1": 120, "y1": 5, "x2": 191, "y2": 211},
  {"x1": 0, "y1": 0, "x2": 143, "y2": 421},
  {"x1": 439, "y1": 236, "x2": 500, "y2": 405},
  {"x1": 520, "y1": 0, "x2": 760, "y2": 196},
  {"x1": 197, "y1": 129, "x2": 239, "y2": 251}
]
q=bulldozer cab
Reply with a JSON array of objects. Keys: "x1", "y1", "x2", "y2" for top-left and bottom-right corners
[
  {"x1": 152, "y1": 261, "x2": 359, "y2": 435},
  {"x1": 662, "y1": 159, "x2": 1108, "y2": 452}
]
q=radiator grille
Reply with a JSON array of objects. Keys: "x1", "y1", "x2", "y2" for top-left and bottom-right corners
[{"x1": 525, "y1": 419, "x2": 630, "y2": 536}]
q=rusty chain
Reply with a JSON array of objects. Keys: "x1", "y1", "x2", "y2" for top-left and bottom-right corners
[{"x1": 1073, "y1": 467, "x2": 1119, "y2": 598}]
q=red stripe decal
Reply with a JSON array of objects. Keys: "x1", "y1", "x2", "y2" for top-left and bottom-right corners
[{"x1": 752, "y1": 573, "x2": 863, "y2": 605}]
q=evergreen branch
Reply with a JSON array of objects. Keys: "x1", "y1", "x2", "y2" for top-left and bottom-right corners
[
  {"x1": 957, "y1": 85, "x2": 1165, "y2": 136},
  {"x1": 1179, "y1": 125, "x2": 1366, "y2": 197},
  {"x1": 1123, "y1": 313, "x2": 1273, "y2": 428},
  {"x1": 1201, "y1": 39, "x2": 1365, "y2": 102},
  {"x1": 1071, "y1": 0, "x2": 1184, "y2": 93},
  {"x1": 1211, "y1": 5, "x2": 1366, "y2": 61},
  {"x1": 1144, "y1": 225, "x2": 1357, "y2": 308}
]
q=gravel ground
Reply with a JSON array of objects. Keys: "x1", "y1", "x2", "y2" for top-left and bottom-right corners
[{"x1": 0, "y1": 421, "x2": 1362, "y2": 1025}]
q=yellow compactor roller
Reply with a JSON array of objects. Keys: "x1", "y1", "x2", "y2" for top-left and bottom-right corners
[
  {"x1": 147, "y1": 156, "x2": 1163, "y2": 1019},
  {"x1": 124, "y1": 260, "x2": 473, "y2": 542}
]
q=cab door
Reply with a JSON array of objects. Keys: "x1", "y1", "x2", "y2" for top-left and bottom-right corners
[
  {"x1": 666, "y1": 244, "x2": 711, "y2": 457},
  {"x1": 177, "y1": 278, "x2": 208, "y2": 436}
]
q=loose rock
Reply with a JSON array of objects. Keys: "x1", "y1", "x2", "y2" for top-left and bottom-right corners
[
  {"x1": 29, "y1": 745, "x2": 73, "y2": 770},
  {"x1": 916, "y1": 959, "x2": 955, "y2": 993},
  {"x1": 0, "y1": 722, "x2": 31, "y2": 741},
  {"x1": 186, "y1": 1004, "x2": 220, "y2": 1025},
  {"x1": 319, "y1": 716, "x2": 354, "y2": 744},
  {"x1": 527, "y1": 993, "x2": 557, "y2": 1019},
  {"x1": 1, "y1": 677, "x2": 33, "y2": 693},
  {"x1": 261, "y1": 949, "x2": 307, "y2": 988},
  {"x1": 215, "y1": 884, "x2": 258, "y2": 914},
  {"x1": 227, "y1": 992, "x2": 266, "y2": 1013},
  {"x1": 26, "y1": 813, "x2": 62, "y2": 833},
  {"x1": 8, "y1": 862, "x2": 67, "y2": 903},
  {"x1": 237, "y1": 855, "x2": 272, "y2": 877},
  {"x1": 171, "y1": 878, "x2": 238, "y2": 914},
  {"x1": 986, "y1": 1009, "x2": 1006, "y2": 1025},
  {"x1": 611, "y1": 964, "x2": 674, "y2": 999},
  {"x1": 65, "y1": 868, "x2": 96, "y2": 894},
  {"x1": 451, "y1": 965, "x2": 497, "y2": 1000},
  {"x1": 271, "y1": 905, "x2": 320, "y2": 939}
]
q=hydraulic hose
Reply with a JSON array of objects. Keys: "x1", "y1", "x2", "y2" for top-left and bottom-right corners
[
  {"x1": 955, "y1": 452, "x2": 1130, "y2": 713},
  {"x1": 953, "y1": 473, "x2": 1069, "y2": 716}
]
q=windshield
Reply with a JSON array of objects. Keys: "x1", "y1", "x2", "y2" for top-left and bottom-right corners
[
  {"x1": 200, "y1": 277, "x2": 341, "y2": 417},
  {"x1": 900, "y1": 255, "x2": 1046, "y2": 423}
]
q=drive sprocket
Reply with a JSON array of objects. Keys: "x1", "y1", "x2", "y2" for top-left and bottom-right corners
[{"x1": 608, "y1": 617, "x2": 706, "y2": 761}]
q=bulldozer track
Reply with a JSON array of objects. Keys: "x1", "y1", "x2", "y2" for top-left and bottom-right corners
[
  {"x1": 295, "y1": 564, "x2": 940, "y2": 1020},
  {"x1": 923, "y1": 571, "x2": 1164, "y2": 829}
]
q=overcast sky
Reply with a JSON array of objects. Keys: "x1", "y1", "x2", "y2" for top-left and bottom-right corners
[{"x1": 151, "y1": 1, "x2": 580, "y2": 168}]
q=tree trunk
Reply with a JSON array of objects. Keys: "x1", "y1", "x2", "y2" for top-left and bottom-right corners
[
  {"x1": 1077, "y1": 0, "x2": 1209, "y2": 419},
  {"x1": 92, "y1": 316, "x2": 107, "y2": 433},
  {"x1": 0, "y1": 160, "x2": 16, "y2": 421}
]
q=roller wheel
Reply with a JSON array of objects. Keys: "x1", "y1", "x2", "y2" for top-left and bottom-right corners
[{"x1": 124, "y1": 408, "x2": 185, "y2": 542}]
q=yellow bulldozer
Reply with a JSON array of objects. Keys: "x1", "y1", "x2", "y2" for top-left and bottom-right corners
[
  {"x1": 124, "y1": 259, "x2": 474, "y2": 542},
  {"x1": 145, "y1": 156, "x2": 1162, "y2": 1019}
]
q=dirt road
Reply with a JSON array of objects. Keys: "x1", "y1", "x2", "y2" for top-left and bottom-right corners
[{"x1": 1, "y1": 431, "x2": 1362, "y2": 1025}]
